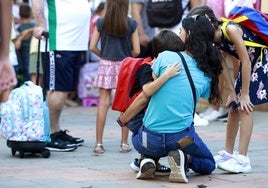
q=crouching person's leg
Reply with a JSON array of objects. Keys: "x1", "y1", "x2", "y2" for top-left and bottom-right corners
[
  {"x1": 179, "y1": 126, "x2": 215, "y2": 175},
  {"x1": 132, "y1": 125, "x2": 167, "y2": 180}
]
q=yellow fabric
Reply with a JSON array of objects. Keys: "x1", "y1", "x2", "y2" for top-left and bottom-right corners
[{"x1": 220, "y1": 17, "x2": 268, "y2": 48}]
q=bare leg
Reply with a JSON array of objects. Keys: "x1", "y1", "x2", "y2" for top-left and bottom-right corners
[
  {"x1": 47, "y1": 91, "x2": 68, "y2": 134},
  {"x1": 238, "y1": 110, "x2": 253, "y2": 155},
  {"x1": 121, "y1": 126, "x2": 130, "y2": 145},
  {"x1": 225, "y1": 108, "x2": 240, "y2": 154},
  {"x1": 95, "y1": 88, "x2": 111, "y2": 145}
]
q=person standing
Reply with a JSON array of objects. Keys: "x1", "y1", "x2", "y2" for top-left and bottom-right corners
[
  {"x1": 16, "y1": 3, "x2": 35, "y2": 82},
  {"x1": 131, "y1": 0, "x2": 155, "y2": 58},
  {"x1": 90, "y1": 0, "x2": 140, "y2": 154},
  {"x1": 0, "y1": 0, "x2": 17, "y2": 94},
  {"x1": 88, "y1": 2, "x2": 105, "y2": 62},
  {"x1": 31, "y1": 0, "x2": 91, "y2": 151},
  {"x1": 192, "y1": 5, "x2": 268, "y2": 173}
]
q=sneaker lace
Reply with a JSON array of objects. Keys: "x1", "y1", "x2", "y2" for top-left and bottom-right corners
[{"x1": 59, "y1": 130, "x2": 74, "y2": 141}]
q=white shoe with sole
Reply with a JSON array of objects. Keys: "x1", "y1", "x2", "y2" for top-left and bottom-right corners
[
  {"x1": 136, "y1": 158, "x2": 156, "y2": 179},
  {"x1": 214, "y1": 150, "x2": 232, "y2": 167},
  {"x1": 168, "y1": 149, "x2": 188, "y2": 183},
  {"x1": 217, "y1": 154, "x2": 252, "y2": 173}
]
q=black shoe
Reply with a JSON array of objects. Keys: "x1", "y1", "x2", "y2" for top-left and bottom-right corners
[
  {"x1": 155, "y1": 163, "x2": 171, "y2": 176},
  {"x1": 168, "y1": 149, "x2": 188, "y2": 183},
  {"x1": 46, "y1": 132, "x2": 77, "y2": 152},
  {"x1": 136, "y1": 158, "x2": 156, "y2": 179},
  {"x1": 58, "y1": 130, "x2": 84, "y2": 146}
]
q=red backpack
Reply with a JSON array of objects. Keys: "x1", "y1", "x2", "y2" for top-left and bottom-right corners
[{"x1": 112, "y1": 57, "x2": 152, "y2": 112}]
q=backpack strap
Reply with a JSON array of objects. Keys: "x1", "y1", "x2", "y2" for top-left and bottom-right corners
[{"x1": 221, "y1": 18, "x2": 268, "y2": 48}]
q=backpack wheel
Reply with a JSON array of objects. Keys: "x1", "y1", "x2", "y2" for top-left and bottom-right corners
[
  {"x1": 19, "y1": 151, "x2": 24, "y2": 158},
  {"x1": 41, "y1": 149, "x2": 50, "y2": 158},
  {"x1": 11, "y1": 149, "x2": 16, "y2": 156}
]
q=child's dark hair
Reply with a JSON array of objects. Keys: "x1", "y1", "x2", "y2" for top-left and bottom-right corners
[
  {"x1": 94, "y1": 2, "x2": 105, "y2": 16},
  {"x1": 182, "y1": 15, "x2": 223, "y2": 105},
  {"x1": 152, "y1": 30, "x2": 185, "y2": 58},
  {"x1": 19, "y1": 3, "x2": 32, "y2": 19}
]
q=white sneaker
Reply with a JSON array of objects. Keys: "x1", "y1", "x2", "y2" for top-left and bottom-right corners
[
  {"x1": 217, "y1": 154, "x2": 252, "y2": 173},
  {"x1": 194, "y1": 113, "x2": 209, "y2": 126},
  {"x1": 168, "y1": 149, "x2": 189, "y2": 183},
  {"x1": 214, "y1": 150, "x2": 232, "y2": 167},
  {"x1": 136, "y1": 158, "x2": 156, "y2": 179},
  {"x1": 203, "y1": 107, "x2": 225, "y2": 121},
  {"x1": 199, "y1": 107, "x2": 213, "y2": 118}
]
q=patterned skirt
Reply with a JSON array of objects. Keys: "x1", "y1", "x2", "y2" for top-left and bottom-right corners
[{"x1": 93, "y1": 59, "x2": 122, "y2": 89}]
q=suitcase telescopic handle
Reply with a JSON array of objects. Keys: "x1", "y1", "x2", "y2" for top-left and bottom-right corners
[{"x1": 36, "y1": 31, "x2": 49, "y2": 87}]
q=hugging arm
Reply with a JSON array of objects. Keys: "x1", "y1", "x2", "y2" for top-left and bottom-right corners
[{"x1": 118, "y1": 63, "x2": 181, "y2": 125}]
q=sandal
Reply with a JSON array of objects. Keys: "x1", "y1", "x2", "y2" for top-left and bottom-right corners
[
  {"x1": 94, "y1": 143, "x2": 104, "y2": 154},
  {"x1": 120, "y1": 143, "x2": 132, "y2": 153}
]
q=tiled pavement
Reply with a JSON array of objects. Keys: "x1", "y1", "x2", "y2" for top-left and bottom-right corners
[{"x1": 0, "y1": 106, "x2": 268, "y2": 188}]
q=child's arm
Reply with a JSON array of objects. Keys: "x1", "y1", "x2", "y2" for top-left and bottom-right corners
[
  {"x1": 143, "y1": 63, "x2": 181, "y2": 97},
  {"x1": 118, "y1": 63, "x2": 181, "y2": 125},
  {"x1": 118, "y1": 91, "x2": 149, "y2": 126},
  {"x1": 89, "y1": 27, "x2": 101, "y2": 56},
  {"x1": 226, "y1": 24, "x2": 253, "y2": 113},
  {"x1": 131, "y1": 28, "x2": 140, "y2": 57}
]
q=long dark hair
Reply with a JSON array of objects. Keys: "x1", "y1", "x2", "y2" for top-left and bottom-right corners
[
  {"x1": 103, "y1": 0, "x2": 129, "y2": 37},
  {"x1": 182, "y1": 15, "x2": 223, "y2": 105}
]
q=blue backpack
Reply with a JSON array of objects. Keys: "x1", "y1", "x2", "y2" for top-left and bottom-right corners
[{"x1": 0, "y1": 81, "x2": 50, "y2": 143}]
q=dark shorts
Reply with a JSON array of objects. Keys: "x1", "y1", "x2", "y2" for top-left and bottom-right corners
[{"x1": 41, "y1": 51, "x2": 85, "y2": 91}]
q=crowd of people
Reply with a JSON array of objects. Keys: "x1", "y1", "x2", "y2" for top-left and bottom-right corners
[{"x1": 0, "y1": 0, "x2": 267, "y2": 184}]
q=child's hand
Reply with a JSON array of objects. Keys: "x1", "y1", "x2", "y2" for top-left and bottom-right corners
[
  {"x1": 226, "y1": 92, "x2": 237, "y2": 108},
  {"x1": 239, "y1": 94, "x2": 254, "y2": 114},
  {"x1": 164, "y1": 63, "x2": 181, "y2": 78}
]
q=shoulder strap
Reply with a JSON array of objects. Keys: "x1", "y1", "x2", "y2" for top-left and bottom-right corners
[
  {"x1": 221, "y1": 18, "x2": 268, "y2": 48},
  {"x1": 177, "y1": 52, "x2": 196, "y2": 118}
]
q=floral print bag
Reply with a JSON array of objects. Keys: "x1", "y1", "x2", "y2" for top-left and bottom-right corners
[{"x1": 0, "y1": 81, "x2": 50, "y2": 142}]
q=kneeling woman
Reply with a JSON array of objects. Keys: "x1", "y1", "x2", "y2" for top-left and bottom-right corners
[{"x1": 132, "y1": 15, "x2": 223, "y2": 183}]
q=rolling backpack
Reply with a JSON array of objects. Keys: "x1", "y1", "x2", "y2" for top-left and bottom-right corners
[{"x1": 0, "y1": 32, "x2": 51, "y2": 158}]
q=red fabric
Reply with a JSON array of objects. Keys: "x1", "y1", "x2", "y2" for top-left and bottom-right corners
[
  {"x1": 228, "y1": 6, "x2": 268, "y2": 43},
  {"x1": 112, "y1": 57, "x2": 152, "y2": 112}
]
